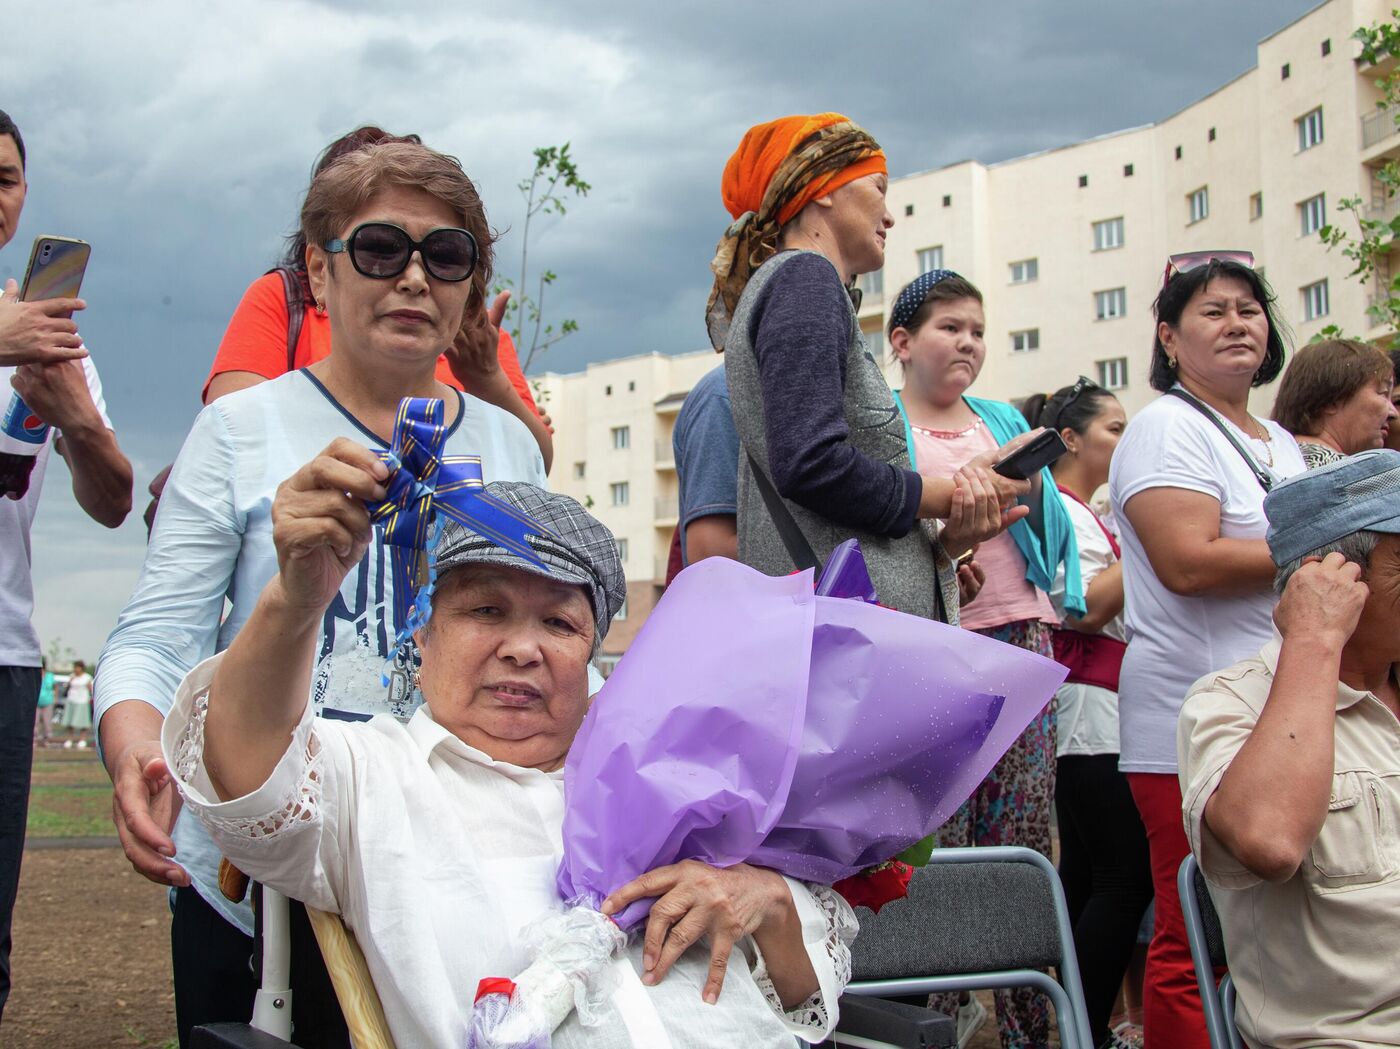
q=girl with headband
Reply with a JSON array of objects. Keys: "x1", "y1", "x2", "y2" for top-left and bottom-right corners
[
  {"x1": 711, "y1": 114, "x2": 1031, "y2": 624},
  {"x1": 888, "y1": 269, "x2": 1083, "y2": 1048}
]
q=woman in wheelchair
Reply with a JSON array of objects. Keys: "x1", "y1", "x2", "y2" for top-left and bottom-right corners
[{"x1": 156, "y1": 464, "x2": 857, "y2": 1048}]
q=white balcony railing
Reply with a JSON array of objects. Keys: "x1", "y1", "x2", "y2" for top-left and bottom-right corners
[{"x1": 1362, "y1": 104, "x2": 1400, "y2": 149}]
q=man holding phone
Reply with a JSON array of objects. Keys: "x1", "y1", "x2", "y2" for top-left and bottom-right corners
[{"x1": 0, "y1": 109, "x2": 132, "y2": 1022}]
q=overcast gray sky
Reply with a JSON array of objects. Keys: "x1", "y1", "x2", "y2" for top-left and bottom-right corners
[{"x1": 3, "y1": 0, "x2": 1321, "y2": 660}]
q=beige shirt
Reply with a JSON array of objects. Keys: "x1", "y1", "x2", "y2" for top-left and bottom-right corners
[{"x1": 1177, "y1": 635, "x2": 1400, "y2": 1049}]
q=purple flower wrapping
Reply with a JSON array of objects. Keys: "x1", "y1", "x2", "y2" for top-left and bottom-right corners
[{"x1": 556, "y1": 553, "x2": 1067, "y2": 930}]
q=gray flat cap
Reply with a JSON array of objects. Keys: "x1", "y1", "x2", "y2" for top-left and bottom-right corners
[{"x1": 1265, "y1": 448, "x2": 1400, "y2": 566}]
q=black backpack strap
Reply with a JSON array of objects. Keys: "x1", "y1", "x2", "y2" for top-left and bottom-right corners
[
  {"x1": 745, "y1": 450, "x2": 821, "y2": 572},
  {"x1": 270, "y1": 266, "x2": 307, "y2": 372},
  {"x1": 1164, "y1": 388, "x2": 1274, "y2": 493}
]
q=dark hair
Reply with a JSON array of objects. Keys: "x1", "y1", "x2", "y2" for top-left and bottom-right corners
[
  {"x1": 1019, "y1": 382, "x2": 1119, "y2": 436},
  {"x1": 1149, "y1": 260, "x2": 1287, "y2": 391},
  {"x1": 1389, "y1": 346, "x2": 1400, "y2": 387},
  {"x1": 1271, "y1": 338, "x2": 1394, "y2": 436},
  {"x1": 0, "y1": 109, "x2": 25, "y2": 171},
  {"x1": 282, "y1": 126, "x2": 423, "y2": 283},
  {"x1": 887, "y1": 274, "x2": 983, "y2": 340}
]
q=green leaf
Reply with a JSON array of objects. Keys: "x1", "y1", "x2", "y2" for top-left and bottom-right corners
[{"x1": 895, "y1": 835, "x2": 936, "y2": 867}]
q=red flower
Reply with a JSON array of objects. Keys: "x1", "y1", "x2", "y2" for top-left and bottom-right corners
[{"x1": 833, "y1": 861, "x2": 914, "y2": 914}]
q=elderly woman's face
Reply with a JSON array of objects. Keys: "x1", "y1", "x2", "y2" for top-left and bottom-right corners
[
  {"x1": 1328, "y1": 377, "x2": 1398, "y2": 454},
  {"x1": 414, "y1": 564, "x2": 595, "y2": 772},
  {"x1": 1160, "y1": 275, "x2": 1269, "y2": 390},
  {"x1": 309, "y1": 184, "x2": 474, "y2": 370}
]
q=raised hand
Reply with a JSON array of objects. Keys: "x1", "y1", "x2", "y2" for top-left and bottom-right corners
[
  {"x1": 0, "y1": 278, "x2": 87, "y2": 367},
  {"x1": 446, "y1": 289, "x2": 510, "y2": 392}
]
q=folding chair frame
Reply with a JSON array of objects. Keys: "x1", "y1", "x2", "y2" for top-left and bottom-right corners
[
  {"x1": 1178, "y1": 854, "x2": 1244, "y2": 1049},
  {"x1": 842, "y1": 846, "x2": 1094, "y2": 1049}
]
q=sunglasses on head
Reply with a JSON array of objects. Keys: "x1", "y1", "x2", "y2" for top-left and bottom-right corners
[
  {"x1": 324, "y1": 221, "x2": 478, "y2": 283},
  {"x1": 1163, "y1": 249, "x2": 1254, "y2": 287},
  {"x1": 1045, "y1": 375, "x2": 1100, "y2": 429}
]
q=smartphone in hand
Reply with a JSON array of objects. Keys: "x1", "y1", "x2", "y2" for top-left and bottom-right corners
[
  {"x1": 991, "y1": 430, "x2": 1068, "y2": 481},
  {"x1": 20, "y1": 235, "x2": 90, "y2": 312}
]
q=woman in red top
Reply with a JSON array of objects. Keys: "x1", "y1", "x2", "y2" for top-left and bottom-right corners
[{"x1": 203, "y1": 125, "x2": 553, "y2": 470}]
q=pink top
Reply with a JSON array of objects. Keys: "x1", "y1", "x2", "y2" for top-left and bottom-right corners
[{"x1": 911, "y1": 419, "x2": 1058, "y2": 632}]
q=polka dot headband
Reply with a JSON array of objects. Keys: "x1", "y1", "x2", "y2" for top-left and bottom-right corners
[{"x1": 888, "y1": 269, "x2": 962, "y2": 332}]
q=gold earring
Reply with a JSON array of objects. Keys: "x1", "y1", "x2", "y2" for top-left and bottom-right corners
[{"x1": 315, "y1": 301, "x2": 327, "y2": 316}]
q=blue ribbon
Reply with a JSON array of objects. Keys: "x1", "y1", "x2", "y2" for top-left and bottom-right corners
[{"x1": 367, "y1": 398, "x2": 551, "y2": 657}]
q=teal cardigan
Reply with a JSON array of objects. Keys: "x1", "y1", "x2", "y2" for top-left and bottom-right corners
[{"x1": 893, "y1": 391, "x2": 1086, "y2": 619}]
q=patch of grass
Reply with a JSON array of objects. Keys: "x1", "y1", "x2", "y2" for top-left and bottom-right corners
[
  {"x1": 27, "y1": 782, "x2": 114, "y2": 838},
  {"x1": 124, "y1": 1026, "x2": 178, "y2": 1049}
]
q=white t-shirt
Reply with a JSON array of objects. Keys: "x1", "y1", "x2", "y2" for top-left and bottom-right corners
[
  {"x1": 95, "y1": 369, "x2": 546, "y2": 933},
  {"x1": 1049, "y1": 497, "x2": 1124, "y2": 758},
  {"x1": 1108, "y1": 390, "x2": 1305, "y2": 774},
  {"x1": 64, "y1": 671, "x2": 93, "y2": 707},
  {"x1": 0, "y1": 357, "x2": 112, "y2": 666}
]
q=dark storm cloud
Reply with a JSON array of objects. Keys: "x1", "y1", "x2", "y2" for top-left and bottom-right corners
[{"x1": 1, "y1": 0, "x2": 1319, "y2": 656}]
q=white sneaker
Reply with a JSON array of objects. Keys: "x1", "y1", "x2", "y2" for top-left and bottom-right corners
[
  {"x1": 62, "y1": 739, "x2": 73, "y2": 749},
  {"x1": 956, "y1": 995, "x2": 988, "y2": 1048},
  {"x1": 76, "y1": 739, "x2": 88, "y2": 749}
]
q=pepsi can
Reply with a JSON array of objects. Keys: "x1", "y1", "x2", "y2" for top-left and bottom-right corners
[{"x1": 1, "y1": 393, "x2": 49, "y2": 445}]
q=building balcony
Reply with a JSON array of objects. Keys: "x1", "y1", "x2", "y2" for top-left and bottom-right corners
[
  {"x1": 1367, "y1": 194, "x2": 1400, "y2": 224},
  {"x1": 654, "y1": 391, "x2": 688, "y2": 416},
  {"x1": 654, "y1": 495, "x2": 679, "y2": 527},
  {"x1": 655, "y1": 437, "x2": 675, "y2": 470},
  {"x1": 1361, "y1": 105, "x2": 1400, "y2": 163}
]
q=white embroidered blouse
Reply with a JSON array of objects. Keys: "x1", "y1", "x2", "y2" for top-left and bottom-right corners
[{"x1": 163, "y1": 655, "x2": 857, "y2": 1048}]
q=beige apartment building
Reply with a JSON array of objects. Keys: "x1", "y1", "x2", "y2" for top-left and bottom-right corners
[
  {"x1": 542, "y1": 0, "x2": 1400, "y2": 663},
  {"x1": 858, "y1": 0, "x2": 1399, "y2": 419}
]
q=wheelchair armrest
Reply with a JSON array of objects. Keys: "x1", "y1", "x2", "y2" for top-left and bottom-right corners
[
  {"x1": 189, "y1": 1023, "x2": 304, "y2": 1049},
  {"x1": 834, "y1": 994, "x2": 958, "y2": 1048}
]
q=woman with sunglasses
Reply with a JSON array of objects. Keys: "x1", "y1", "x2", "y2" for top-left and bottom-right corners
[
  {"x1": 201, "y1": 125, "x2": 552, "y2": 469},
  {"x1": 1107, "y1": 252, "x2": 1303, "y2": 1049},
  {"x1": 1022, "y1": 379, "x2": 1151, "y2": 1049},
  {"x1": 94, "y1": 141, "x2": 547, "y2": 1046},
  {"x1": 887, "y1": 269, "x2": 1082, "y2": 1049}
]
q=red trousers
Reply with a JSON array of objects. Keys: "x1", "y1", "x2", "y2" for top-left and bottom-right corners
[{"x1": 1126, "y1": 772, "x2": 1211, "y2": 1049}]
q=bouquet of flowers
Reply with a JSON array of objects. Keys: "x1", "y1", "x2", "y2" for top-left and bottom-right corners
[{"x1": 467, "y1": 544, "x2": 1066, "y2": 1047}]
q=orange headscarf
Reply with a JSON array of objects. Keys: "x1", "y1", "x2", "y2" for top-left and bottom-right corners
[{"x1": 707, "y1": 114, "x2": 885, "y2": 350}]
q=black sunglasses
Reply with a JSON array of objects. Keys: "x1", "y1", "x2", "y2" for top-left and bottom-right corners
[
  {"x1": 324, "y1": 222, "x2": 478, "y2": 283},
  {"x1": 1045, "y1": 375, "x2": 1100, "y2": 429}
]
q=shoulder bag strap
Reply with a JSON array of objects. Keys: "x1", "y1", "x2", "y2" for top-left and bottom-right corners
[
  {"x1": 745, "y1": 450, "x2": 821, "y2": 572},
  {"x1": 1163, "y1": 387, "x2": 1273, "y2": 493},
  {"x1": 271, "y1": 266, "x2": 307, "y2": 372}
]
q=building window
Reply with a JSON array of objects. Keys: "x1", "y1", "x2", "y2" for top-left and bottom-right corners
[
  {"x1": 628, "y1": 380, "x2": 635, "y2": 392},
  {"x1": 917, "y1": 246, "x2": 944, "y2": 273},
  {"x1": 1321, "y1": 38, "x2": 1331, "y2": 57},
  {"x1": 1208, "y1": 127, "x2": 1216, "y2": 142},
  {"x1": 1250, "y1": 192, "x2": 1263, "y2": 220},
  {"x1": 1302, "y1": 279, "x2": 1330, "y2": 321},
  {"x1": 904, "y1": 204, "x2": 914, "y2": 217},
  {"x1": 864, "y1": 326, "x2": 885, "y2": 360},
  {"x1": 856, "y1": 269, "x2": 884, "y2": 297},
  {"x1": 613, "y1": 594, "x2": 628, "y2": 621},
  {"x1": 1092, "y1": 217, "x2": 1125, "y2": 251},
  {"x1": 1078, "y1": 174, "x2": 1089, "y2": 188},
  {"x1": 610, "y1": 481, "x2": 629, "y2": 506},
  {"x1": 1297, "y1": 107, "x2": 1324, "y2": 151},
  {"x1": 942, "y1": 194, "x2": 952, "y2": 207},
  {"x1": 616, "y1": 538, "x2": 628, "y2": 563},
  {"x1": 1011, "y1": 329, "x2": 1040, "y2": 353},
  {"x1": 1188, "y1": 186, "x2": 1209, "y2": 224},
  {"x1": 1123, "y1": 163, "x2": 1134, "y2": 177},
  {"x1": 573, "y1": 461, "x2": 585, "y2": 480},
  {"x1": 1009, "y1": 258, "x2": 1039, "y2": 284},
  {"x1": 1281, "y1": 63, "x2": 1290, "y2": 79},
  {"x1": 1097, "y1": 357, "x2": 1129, "y2": 390},
  {"x1": 1299, "y1": 193, "x2": 1326, "y2": 236},
  {"x1": 605, "y1": 384, "x2": 612, "y2": 396},
  {"x1": 1175, "y1": 145, "x2": 1183, "y2": 160},
  {"x1": 611, "y1": 425, "x2": 630, "y2": 450},
  {"x1": 1095, "y1": 287, "x2": 1127, "y2": 321}
]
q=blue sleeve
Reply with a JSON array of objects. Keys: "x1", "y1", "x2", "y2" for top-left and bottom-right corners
[
  {"x1": 95, "y1": 405, "x2": 245, "y2": 739},
  {"x1": 675, "y1": 374, "x2": 740, "y2": 531},
  {"x1": 751, "y1": 254, "x2": 920, "y2": 537}
]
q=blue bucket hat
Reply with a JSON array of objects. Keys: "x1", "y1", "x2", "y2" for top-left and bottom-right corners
[{"x1": 1264, "y1": 448, "x2": 1400, "y2": 566}]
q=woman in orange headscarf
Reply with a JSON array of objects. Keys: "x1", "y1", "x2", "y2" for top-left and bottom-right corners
[{"x1": 712, "y1": 114, "x2": 1030, "y2": 624}]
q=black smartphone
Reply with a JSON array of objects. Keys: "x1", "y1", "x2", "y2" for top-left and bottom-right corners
[{"x1": 991, "y1": 430, "x2": 1067, "y2": 481}]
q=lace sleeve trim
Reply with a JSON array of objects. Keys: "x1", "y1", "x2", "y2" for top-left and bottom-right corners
[
  {"x1": 751, "y1": 882, "x2": 858, "y2": 1032},
  {"x1": 171, "y1": 686, "x2": 323, "y2": 845}
]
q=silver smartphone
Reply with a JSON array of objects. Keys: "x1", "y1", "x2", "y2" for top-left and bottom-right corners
[{"x1": 20, "y1": 235, "x2": 90, "y2": 314}]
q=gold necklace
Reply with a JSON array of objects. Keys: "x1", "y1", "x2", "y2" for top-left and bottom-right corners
[{"x1": 1247, "y1": 416, "x2": 1274, "y2": 467}]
